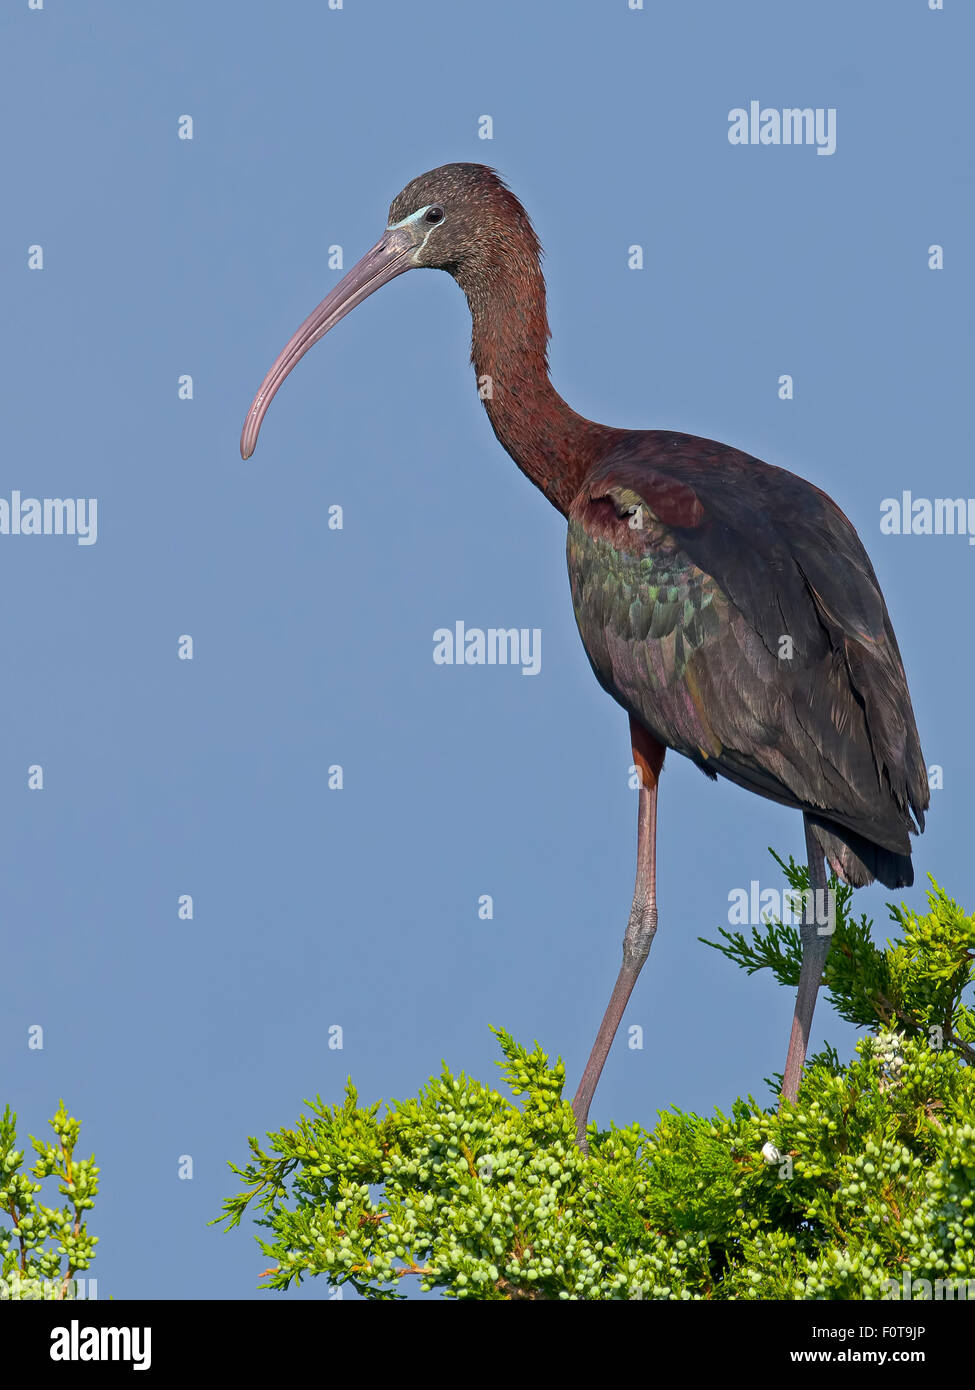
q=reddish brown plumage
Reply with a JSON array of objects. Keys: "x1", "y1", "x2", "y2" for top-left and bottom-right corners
[
  {"x1": 239, "y1": 161, "x2": 929, "y2": 1126},
  {"x1": 389, "y1": 164, "x2": 626, "y2": 514},
  {"x1": 401, "y1": 166, "x2": 927, "y2": 888}
]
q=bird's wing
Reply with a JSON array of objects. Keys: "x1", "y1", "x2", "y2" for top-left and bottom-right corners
[{"x1": 567, "y1": 434, "x2": 928, "y2": 852}]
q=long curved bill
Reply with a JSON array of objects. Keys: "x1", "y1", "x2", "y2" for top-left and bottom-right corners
[{"x1": 240, "y1": 228, "x2": 415, "y2": 460}]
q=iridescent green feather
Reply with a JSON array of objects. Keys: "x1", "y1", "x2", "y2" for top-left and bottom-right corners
[{"x1": 567, "y1": 518, "x2": 726, "y2": 694}]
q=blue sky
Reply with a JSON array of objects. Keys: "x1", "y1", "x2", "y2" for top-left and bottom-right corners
[{"x1": 2, "y1": 0, "x2": 970, "y2": 1300}]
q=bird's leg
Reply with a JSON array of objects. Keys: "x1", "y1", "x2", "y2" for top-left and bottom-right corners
[
  {"x1": 572, "y1": 717, "x2": 664, "y2": 1151},
  {"x1": 780, "y1": 817, "x2": 833, "y2": 1105}
]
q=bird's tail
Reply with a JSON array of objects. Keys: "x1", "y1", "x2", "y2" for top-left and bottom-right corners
[{"x1": 805, "y1": 814, "x2": 914, "y2": 889}]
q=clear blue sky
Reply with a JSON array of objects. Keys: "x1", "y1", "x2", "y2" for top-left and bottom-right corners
[{"x1": 2, "y1": 0, "x2": 969, "y2": 1300}]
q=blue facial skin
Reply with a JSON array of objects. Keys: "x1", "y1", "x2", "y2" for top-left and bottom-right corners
[{"x1": 387, "y1": 204, "x2": 445, "y2": 260}]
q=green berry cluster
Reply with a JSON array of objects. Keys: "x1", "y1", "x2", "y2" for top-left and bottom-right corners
[{"x1": 1, "y1": 1101, "x2": 99, "y2": 1300}]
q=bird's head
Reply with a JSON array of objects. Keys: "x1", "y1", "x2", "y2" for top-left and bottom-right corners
[
  {"x1": 240, "y1": 163, "x2": 540, "y2": 459},
  {"x1": 385, "y1": 163, "x2": 540, "y2": 279}
]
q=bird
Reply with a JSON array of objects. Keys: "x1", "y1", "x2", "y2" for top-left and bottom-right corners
[{"x1": 240, "y1": 163, "x2": 928, "y2": 1147}]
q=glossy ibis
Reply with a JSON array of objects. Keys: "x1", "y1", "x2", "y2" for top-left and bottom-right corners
[{"x1": 240, "y1": 164, "x2": 928, "y2": 1145}]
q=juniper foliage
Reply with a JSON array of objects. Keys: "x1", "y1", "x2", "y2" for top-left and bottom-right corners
[
  {"x1": 216, "y1": 861, "x2": 975, "y2": 1300},
  {"x1": 0, "y1": 1102, "x2": 99, "y2": 1300}
]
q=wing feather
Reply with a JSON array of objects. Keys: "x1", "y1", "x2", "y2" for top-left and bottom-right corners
[{"x1": 567, "y1": 433, "x2": 928, "y2": 857}]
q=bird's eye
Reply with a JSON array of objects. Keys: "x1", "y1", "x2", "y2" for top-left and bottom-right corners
[{"x1": 424, "y1": 205, "x2": 445, "y2": 224}]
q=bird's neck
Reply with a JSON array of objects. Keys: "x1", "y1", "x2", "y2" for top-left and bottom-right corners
[{"x1": 462, "y1": 259, "x2": 625, "y2": 517}]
